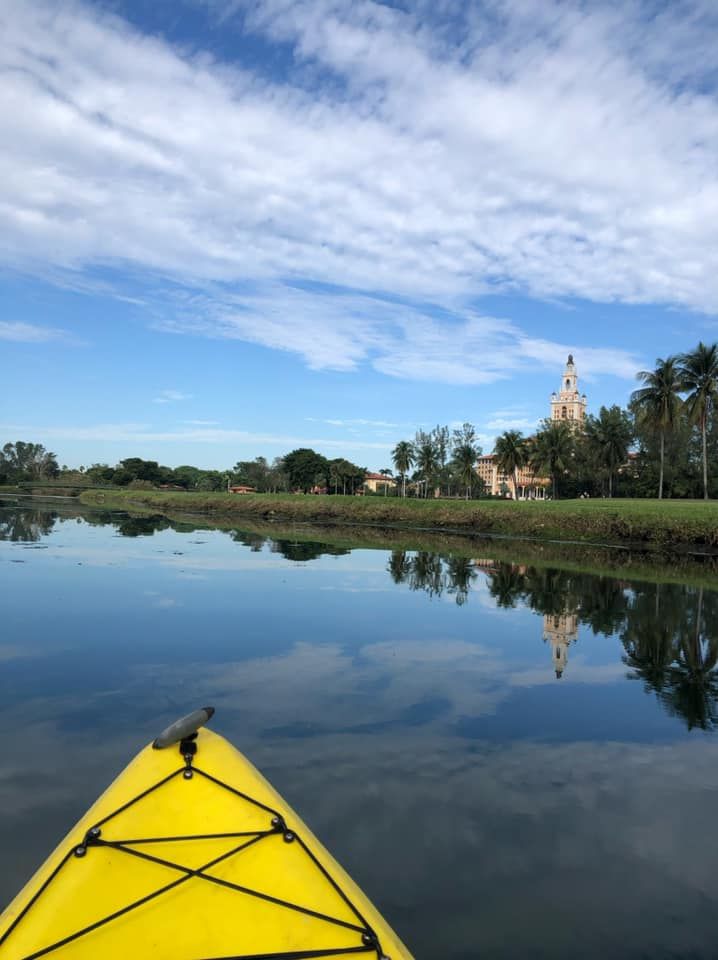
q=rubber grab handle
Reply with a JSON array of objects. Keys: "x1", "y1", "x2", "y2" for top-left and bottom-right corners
[{"x1": 152, "y1": 707, "x2": 215, "y2": 748}]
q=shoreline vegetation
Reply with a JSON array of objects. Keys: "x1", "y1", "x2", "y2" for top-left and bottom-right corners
[
  {"x1": 3, "y1": 491, "x2": 718, "y2": 590},
  {"x1": 63, "y1": 487, "x2": 718, "y2": 551}
]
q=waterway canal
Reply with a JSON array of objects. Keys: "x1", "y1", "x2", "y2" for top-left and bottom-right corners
[{"x1": 1, "y1": 502, "x2": 718, "y2": 959}]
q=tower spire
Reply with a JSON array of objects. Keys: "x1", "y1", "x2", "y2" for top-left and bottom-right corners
[{"x1": 550, "y1": 354, "x2": 587, "y2": 426}]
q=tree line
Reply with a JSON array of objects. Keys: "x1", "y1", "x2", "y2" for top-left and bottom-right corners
[
  {"x1": 0, "y1": 445, "x2": 372, "y2": 496},
  {"x1": 389, "y1": 341, "x2": 718, "y2": 500},
  {"x1": 3, "y1": 342, "x2": 716, "y2": 500}
]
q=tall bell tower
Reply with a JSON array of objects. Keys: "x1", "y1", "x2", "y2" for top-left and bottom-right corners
[{"x1": 550, "y1": 354, "x2": 587, "y2": 426}]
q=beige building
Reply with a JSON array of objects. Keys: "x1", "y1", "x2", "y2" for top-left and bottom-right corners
[
  {"x1": 550, "y1": 354, "x2": 587, "y2": 426},
  {"x1": 543, "y1": 612, "x2": 579, "y2": 679},
  {"x1": 475, "y1": 455, "x2": 549, "y2": 499},
  {"x1": 363, "y1": 471, "x2": 397, "y2": 494},
  {"x1": 477, "y1": 354, "x2": 588, "y2": 498}
]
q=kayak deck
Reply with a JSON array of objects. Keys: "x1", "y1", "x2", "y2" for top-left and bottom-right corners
[{"x1": 0, "y1": 728, "x2": 411, "y2": 960}]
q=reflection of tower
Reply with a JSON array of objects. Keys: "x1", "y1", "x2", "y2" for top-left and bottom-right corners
[
  {"x1": 543, "y1": 613, "x2": 579, "y2": 678},
  {"x1": 550, "y1": 354, "x2": 587, "y2": 426}
]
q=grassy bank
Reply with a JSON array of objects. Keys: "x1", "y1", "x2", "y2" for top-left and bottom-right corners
[{"x1": 76, "y1": 488, "x2": 718, "y2": 550}]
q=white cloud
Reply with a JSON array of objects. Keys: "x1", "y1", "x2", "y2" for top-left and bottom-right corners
[
  {"x1": 306, "y1": 417, "x2": 401, "y2": 428},
  {"x1": 153, "y1": 389, "x2": 193, "y2": 404},
  {"x1": 484, "y1": 416, "x2": 538, "y2": 431},
  {"x1": 0, "y1": 321, "x2": 70, "y2": 343},
  {"x1": 0, "y1": 421, "x2": 394, "y2": 451},
  {"x1": 2, "y1": 0, "x2": 718, "y2": 379},
  {"x1": 159, "y1": 284, "x2": 639, "y2": 381}
]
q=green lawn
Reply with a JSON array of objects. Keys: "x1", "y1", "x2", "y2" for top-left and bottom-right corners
[{"x1": 72, "y1": 488, "x2": 718, "y2": 549}]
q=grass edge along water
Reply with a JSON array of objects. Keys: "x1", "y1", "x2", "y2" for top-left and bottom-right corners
[{"x1": 0, "y1": 708, "x2": 412, "y2": 960}]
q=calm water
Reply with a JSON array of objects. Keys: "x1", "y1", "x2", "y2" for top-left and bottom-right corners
[{"x1": 2, "y1": 502, "x2": 718, "y2": 959}]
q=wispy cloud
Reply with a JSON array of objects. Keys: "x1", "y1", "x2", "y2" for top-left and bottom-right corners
[
  {"x1": 0, "y1": 321, "x2": 70, "y2": 343},
  {"x1": 2, "y1": 0, "x2": 718, "y2": 380},
  {"x1": 159, "y1": 284, "x2": 640, "y2": 382},
  {"x1": 306, "y1": 417, "x2": 401, "y2": 428},
  {"x1": 484, "y1": 416, "x2": 538, "y2": 432},
  {"x1": 0, "y1": 422, "x2": 393, "y2": 451},
  {"x1": 153, "y1": 390, "x2": 193, "y2": 404}
]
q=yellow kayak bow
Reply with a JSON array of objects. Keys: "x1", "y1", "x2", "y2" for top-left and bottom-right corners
[{"x1": 0, "y1": 711, "x2": 413, "y2": 960}]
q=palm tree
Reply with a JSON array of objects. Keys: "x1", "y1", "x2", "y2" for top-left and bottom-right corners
[
  {"x1": 631, "y1": 357, "x2": 682, "y2": 499},
  {"x1": 678, "y1": 342, "x2": 718, "y2": 500},
  {"x1": 379, "y1": 467, "x2": 393, "y2": 496},
  {"x1": 584, "y1": 406, "x2": 633, "y2": 498},
  {"x1": 528, "y1": 420, "x2": 574, "y2": 499},
  {"x1": 415, "y1": 434, "x2": 439, "y2": 498},
  {"x1": 452, "y1": 441, "x2": 478, "y2": 499},
  {"x1": 391, "y1": 441, "x2": 414, "y2": 498},
  {"x1": 494, "y1": 431, "x2": 527, "y2": 500}
]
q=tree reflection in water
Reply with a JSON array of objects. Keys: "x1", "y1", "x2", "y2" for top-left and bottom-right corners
[
  {"x1": 0, "y1": 507, "x2": 57, "y2": 542},
  {"x1": 388, "y1": 550, "x2": 718, "y2": 731},
  {"x1": 623, "y1": 585, "x2": 718, "y2": 730}
]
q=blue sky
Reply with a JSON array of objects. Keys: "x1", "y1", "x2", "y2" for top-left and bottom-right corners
[{"x1": 2, "y1": 0, "x2": 718, "y2": 470}]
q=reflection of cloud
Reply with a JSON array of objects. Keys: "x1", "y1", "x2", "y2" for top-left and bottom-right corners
[
  {"x1": 509, "y1": 658, "x2": 627, "y2": 687},
  {"x1": 3, "y1": 698, "x2": 718, "y2": 959},
  {"x1": 145, "y1": 586, "x2": 186, "y2": 607}
]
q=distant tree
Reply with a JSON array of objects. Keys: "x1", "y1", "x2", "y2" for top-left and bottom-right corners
[
  {"x1": 452, "y1": 442, "x2": 479, "y2": 499},
  {"x1": 494, "y1": 430, "x2": 527, "y2": 500},
  {"x1": 283, "y1": 448, "x2": 329, "y2": 493},
  {"x1": 379, "y1": 467, "x2": 393, "y2": 496},
  {"x1": 679, "y1": 342, "x2": 718, "y2": 500},
  {"x1": 430, "y1": 426, "x2": 455, "y2": 495},
  {"x1": 0, "y1": 442, "x2": 59, "y2": 482},
  {"x1": 631, "y1": 357, "x2": 683, "y2": 499},
  {"x1": 117, "y1": 458, "x2": 163, "y2": 485},
  {"x1": 392, "y1": 441, "x2": 415, "y2": 497},
  {"x1": 232, "y1": 457, "x2": 270, "y2": 491},
  {"x1": 267, "y1": 457, "x2": 289, "y2": 493},
  {"x1": 172, "y1": 465, "x2": 204, "y2": 489},
  {"x1": 327, "y1": 458, "x2": 365, "y2": 495},
  {"x1": 584, "y1": 406, "x2": 633, "y2": 498},
  {"x1": 194, "y1": 470, "x2": 226, "y2": 492},
  {"x1": 528, "y1": 421, "x2": 574, "y2": 499},
  {"x1": 414, "y1": 431, "x2": 439, "y2": 498}
]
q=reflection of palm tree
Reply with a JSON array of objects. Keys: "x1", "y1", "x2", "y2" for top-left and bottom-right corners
[
  {"x1": 485, "y1": 564, "x2": 525, "y2": 608},
  {"x1": 387, "y1": 550, "x2": 413, "y2": 584},
  {"x1": 622, "y1": 584, "x2": 718, "y2": 731},
  {"x1": 664, "y1": 587, "x2": 718, "y2": 730},
  {"x1": 622, "y1": 584, "x2": 676, "y2": 698},
  {"x1": 523, "y1": 568, "x2": 575, "y2": 617},
  {"x1": 410, "y1": 552, "x2": 445, "y2": 599},
  {"x1": 445, "y1": 556, "x2": 477, "y2": 606},
  {"x1": 578, "y1": 576, "x2": 628, "y2": 636}
]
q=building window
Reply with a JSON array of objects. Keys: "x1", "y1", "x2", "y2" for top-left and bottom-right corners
[{"x1": 561, "y1": 406, "x2": 567, "y2": 419}]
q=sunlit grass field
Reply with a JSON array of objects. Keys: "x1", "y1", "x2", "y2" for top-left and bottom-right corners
[{"x1": 75, "y1": 488, "x2": 718, "y2": 548}]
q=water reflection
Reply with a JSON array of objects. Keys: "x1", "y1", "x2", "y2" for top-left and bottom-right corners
[
  {"x1": 2, "y1": 503, "x2": 717, "y2": 734},
  {"x1": 391, "y1": 550, "x2": 718, "y2": 731},
  {"x1": 543, "y1": 612, "x2": 578, "y2": 679},
  {"x1": 388, "y1": 550, "x2": 477, "y2": 604},
  {"x1": 623, "y1": 585, "x2": 718, "y2": 730},
  {"x1": 4, "y1": 502, "x2": 718, "y2": 958},
  {"x1": 0, "y1": 506, "x2": 56, "y2": 542}
]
